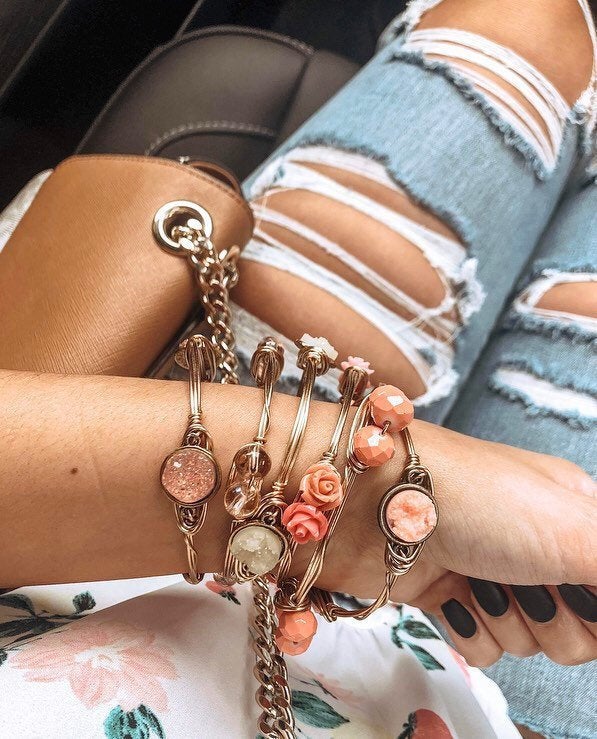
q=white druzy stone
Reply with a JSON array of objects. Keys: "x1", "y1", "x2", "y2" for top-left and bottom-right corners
[{"x1": 230, "y1": 524, "x2": 283, "y2": 576}]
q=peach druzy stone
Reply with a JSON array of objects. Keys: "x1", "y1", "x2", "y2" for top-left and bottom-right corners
[
  {"x1": 161, "y1": 447, "x2": 216, "y2": 505},
  {"x1": 385, "y1": 488, "x2": 437, "y2": 543},
  {"x1": 278, "y1": 609, "x2": 318, "y2": 641},
  {"x1": 370, "y1": 385, "x2": 414, "y2": 433},
  {"x1": 353, "y1": 425, "x2": 395, "y2": 467}
]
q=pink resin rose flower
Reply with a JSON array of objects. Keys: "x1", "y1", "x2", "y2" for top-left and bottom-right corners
[
  {"x1": 299, "y1": 462, "x2": 343, "y2": 511},
  {"x1": 282, "y1": 502, "x2": 328, "y2": 544}
]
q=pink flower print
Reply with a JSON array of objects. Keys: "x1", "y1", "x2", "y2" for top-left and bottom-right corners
[{"x1": 10, "y1": 620, "x2": 177, "y2": 711}]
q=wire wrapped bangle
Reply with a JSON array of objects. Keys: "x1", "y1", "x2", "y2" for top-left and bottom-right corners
[
  {"x1": 227, "y1": 334, "x2": 337, "y2": 582},
  {"x1": 219, "y1": 337, "x2": 285, "y2": 584},
  {"x1": 312, "y1": 425, "x2": 438, "y2": 621},
  {"x1": 159, "y1": 334, "x2": 221, "y2": 584}
]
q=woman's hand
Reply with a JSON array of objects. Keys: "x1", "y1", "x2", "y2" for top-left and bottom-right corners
[{"x1": 321, "y1": 423, "x2": 597, "y2": 667}]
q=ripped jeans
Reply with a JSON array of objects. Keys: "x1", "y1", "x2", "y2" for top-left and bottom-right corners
[{"x1": 232, "y1": 1, "x2": 597, "y2": 737}]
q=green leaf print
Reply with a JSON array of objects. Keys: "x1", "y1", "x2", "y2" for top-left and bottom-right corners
[
  {"x1": 104, "y1": 705, "x2": 165, "y2": 739},
  {"x1": 399, "y1": 617, "x2": 440, "y2": 640},
  {"x1": 292, "y1": 690, "x2": 348, "y2": 729},
  {"x1": 0, "y1": 617, "x2": 59, "y2": 640},
  {"x1": 390, "y1": 626, "x2": 403, "y2": 649},
  {"x1": 0, "y1": 594, "x2": 36, "y2": 615},
  {"x1": 72, "y1": 591, "x2": 96, "y2": 613},
  {"x1": 0, "y1": 648, "x2": 7, "y2": 666},
  {"x1": 0, "y1": 590, "x2": 97, "y2": 649},
  {"x1": 404, "y1": 642, "x2": 445, "y2": 671}
]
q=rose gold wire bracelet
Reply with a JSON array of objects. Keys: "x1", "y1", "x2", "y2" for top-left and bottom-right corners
[
  {"x1": 275, "y1": 363, "x2": 369, "y2": 597},
  {"x1": 159, "y1": 334, "x2": 221, "y2": 584},
  {"x1": 219, "y1": 337, "x2": 285, "y2": 584},
  {"x1": 312, "y1": 426, "x2": 438, "y2": 621}
]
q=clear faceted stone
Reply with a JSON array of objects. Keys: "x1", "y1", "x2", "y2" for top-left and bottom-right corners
[
  {"x1": 224, "y1": 479, "x2": 260, "y2": 519},
  {"x1": 230, "y1": 524, "x2": 283, "y2": 576}
]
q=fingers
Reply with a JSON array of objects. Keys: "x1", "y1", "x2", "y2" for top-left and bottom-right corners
[
  {"x1": 468, "y1": 579, "x2": 540, "y2": 658},
  {"x1": 435, "y1": 581, "x2": 504, "y2": 668},
  {"x1": 556, "y1": 584, "x2": 597, "y2": 629},
  {"x1": 508, "y1": 585, "x2": 597, "y2": 665}
]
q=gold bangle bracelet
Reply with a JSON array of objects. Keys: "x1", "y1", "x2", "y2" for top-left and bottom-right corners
[
  {"x1": 226, "y1": 334, "x2": 336, "y2": 582},
  {"x1": 312, "y1": 426, "x2": 438, "y2": 620},
  {"x1": 159, "y1": 334, "x2": 221, "y2": 584},
  {"x1": 219, "y1": 337, "x2": 285, "y2": 583},
  {"x1": 276, "y1": 363, "x2": 369, "y2": 602}
]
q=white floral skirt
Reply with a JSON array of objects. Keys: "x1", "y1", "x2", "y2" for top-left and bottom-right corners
[{"x1": 0, "y1": 576, "x2": 520, "y2": 738}]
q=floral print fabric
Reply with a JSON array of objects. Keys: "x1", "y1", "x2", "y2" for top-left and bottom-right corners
[{"x1": 0, "y1": 577, "x2": 519, "y2": 738}]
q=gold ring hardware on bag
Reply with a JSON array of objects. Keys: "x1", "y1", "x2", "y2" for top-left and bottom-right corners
[{"x1": 153, "y1": 200, "x2": 213, "y2": 254}]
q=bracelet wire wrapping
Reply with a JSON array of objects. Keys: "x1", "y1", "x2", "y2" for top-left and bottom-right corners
[
  {"x1": 160, "y1": 335, "x2": 221, "y2": 584},
  {"x1": 311, "y1": 426, "x2": 438, "y2": 621},
  {"x1": 227, "y1": 340, "x2": 335, "y2": 585},
  {"x1": 275, "y1": 365, "x2": 370, "y2": 599},
  {"x1": 220, "y1": 338, "x2": 285, "y2": 583}
]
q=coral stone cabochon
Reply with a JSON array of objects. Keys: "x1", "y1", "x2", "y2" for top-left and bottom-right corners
[
  {"x1": 160, "y1": 446, "x2": 221, "y2": 506},
  {"x1": 379, "y1": 483, "x2": 438, "y2": 544}
]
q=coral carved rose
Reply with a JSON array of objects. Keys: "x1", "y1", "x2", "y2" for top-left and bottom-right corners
[
  {"x1": 282, "y1": 502, "x2": 328, "y2": 544},
  {"x1": 299, "y1": 462, "x2": 343, "y2": 511}
]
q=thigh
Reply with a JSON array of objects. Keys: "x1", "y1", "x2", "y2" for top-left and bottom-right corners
[
  {"x1": 448, "y1": 177, "x2": 597, "y2": 475},
  {"x1": 232, "y1": 0, "x2": 596, "y2": 423}
]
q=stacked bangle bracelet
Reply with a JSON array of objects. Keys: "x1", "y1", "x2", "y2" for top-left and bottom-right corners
[
  {"x1": 160, "y1": 330, "x2": 438, "y2": 736},
  {"x1": 159, "y1": 335, "x2": 221, "y2": 584}
]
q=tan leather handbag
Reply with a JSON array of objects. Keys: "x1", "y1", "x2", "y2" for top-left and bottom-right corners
[{"x1": 0, "y1": 154, "x2": 253, "y2": 376}]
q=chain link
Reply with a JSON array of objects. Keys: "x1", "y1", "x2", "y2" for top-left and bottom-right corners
[
  {"x1": 173, "y1": 223, "x2": 240, "y2": 384},
  {"x1": 163, "y1": 210, "x2": 295, "y2": 737}
]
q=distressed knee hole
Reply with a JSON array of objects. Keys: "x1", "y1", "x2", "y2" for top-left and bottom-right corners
[
  {"x1": 396, "y1": 0, "x2": 596, "y2": 174},
  {"x1": 235, "y1": 148, "x2": 484, "y2": 404},
  {"x1": 416, "y1": 0, "x2": 594, "y2": 106},
  {"x1": 512, "y1": 272, "x2": 597, "y2": 337},
  {"x1": 489, "y1": 360, "x2": 597, "y2": 428},
  {"x1": 254, "y1": 189, "x2": 450, "y2": 318},
  {"x1": 536, "y1": 281, "x2": 597, "y2": 320}
]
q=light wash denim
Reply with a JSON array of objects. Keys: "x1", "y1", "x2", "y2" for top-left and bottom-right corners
[{"x1": 239, "y1": 3, "x2": 597, "y2": 736}]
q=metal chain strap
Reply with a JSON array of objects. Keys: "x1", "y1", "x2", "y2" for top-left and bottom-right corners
[
  {"x1": 252, "y1": 577, "x2": 295, "y2": 738},
  {"x1": 173, "y1": 223, "x2": 240, "y2": 385},
  {"x1": 154, "y1": 201, "x2": 295, "y2": 737}
]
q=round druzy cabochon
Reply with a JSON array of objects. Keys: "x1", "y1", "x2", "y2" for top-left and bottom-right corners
[
  {"x1": 230, "y1": 524, "x2": 284, "y2": 576},
  {"x1": 161, "y1": 446, "x2": 219, "y2": 506},
  {"x1": 380, "y1": 484, "x2": 437, "y2": 544}
]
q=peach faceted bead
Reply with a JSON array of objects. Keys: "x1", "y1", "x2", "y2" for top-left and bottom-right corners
[
  {"x1": 369, "y1": 385, "x2": 414, "y2": 433},
  {"x1": 275, "y1": 632, "x2": 313, "y2": 656},
  {"x1": 353, "y1": 425, "x2": 395, "y2": 467},
  {"x1": 278, "y1": 608, "x2": 318, "y2": 642}
]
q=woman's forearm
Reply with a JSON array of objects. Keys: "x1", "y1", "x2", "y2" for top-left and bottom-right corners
[
  {"x1": 3, "y1": 369, "x2": 594, "y2": 597},
  {"x1": 0, "y1": 369, "x2": 398, "y2": 588}
]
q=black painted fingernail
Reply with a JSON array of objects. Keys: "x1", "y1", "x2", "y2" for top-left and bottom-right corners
[
  {"x1": 511, "y1": 585, "x2": 556, "y2": 623},
  {"x1": 441, "y1": 599, "x2": 477, "y2": 638},
  {"x1": 557, "y1": 585, "x2": 597, "y2": 623},
  {"x1": 468, "y1": 578, "x2": 509, "y2": 617}
]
